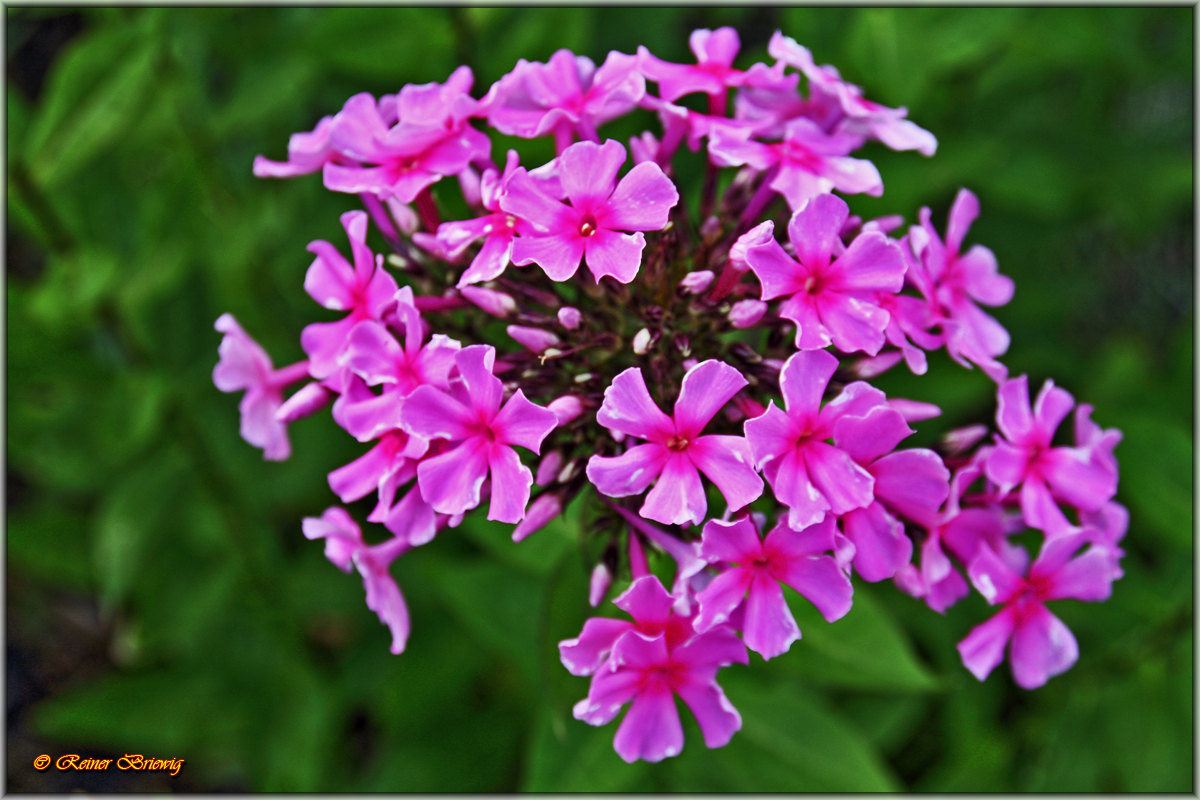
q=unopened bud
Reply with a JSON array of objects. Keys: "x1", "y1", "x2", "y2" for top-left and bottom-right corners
[
  {"x1": 507, "y1": 324, "x2": 560, "y2": 353},
  {"x1": 556, "y1": 459, "x2": 580, "y2": 484},
  {"x1": 699, "y1": 215, "x2": 721, "y2": 242},
  {"x1": 460, "y1": 285, "x2": 516, "y2": 318},
  {"x1": 863, "y1": 214, "x2": 905, "y2": 235},
  {"x1": 761, "y1": 358, "x2": 785, "y2": 372},
  {"x1": 682, "y1": 358, "x2": 698, "y2": 372},
  {"x1": 558, "y1": 306, "x2": 582, "y2": 330},
  {"x1": 942, "y1": 424, "x2": 989, "y2": 455},
  {"x1": 679, "y1": 270, "x2": 714, "y2": 294},
  {"x1": 728, "y1": 299, "x2": 768, "y2": 328},
  {"x1": 632, "y1": 327, "x2": 653, "y2": 355},
  {"x1": 629, "y1": 131, "x2": 659, "y2": 166},
  {"x1": 674, "y1": 335, "x2": 691, "y2": 358},
  {"x1": 729, "y1": 220, "x2": 774, "y2": 272},
  {"x1": 547, "y1": 395, "x2": 583, "y2": 425},
  {"x1": 850, "y1": 351, "x2": 903, "y2": 379},
  {"x1": 512, "y1": 493, "x2": 562, "y2": 542},
  {"x1": 889, "y1": 398, "x2": 942, "y2": 422},
  {"x1": 276, "y1": 382, "x2": 331, "y2": 423},
  {"x1": 588, "y1": 563, "x2": 613, "y2": 607},
  {"x1": 536, "y1": 451, "x2": 564, "y2": 487},
  {"x1": 385, "y1": 197, "x2": 420, "y2": 235}
]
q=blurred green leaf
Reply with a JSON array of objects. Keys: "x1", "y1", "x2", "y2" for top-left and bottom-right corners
[
  {"x1": 776, "y1": 584, "x2": 942, "y2": 692},
  {"x1": 522, "y1": 703, "x2": 654, "y2": 792},
  {"x1": 1115, "y1": 415, "x2": 1191, "y2": 549}
]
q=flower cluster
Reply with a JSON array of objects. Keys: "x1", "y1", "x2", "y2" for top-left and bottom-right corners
[{"x1": 218, "y1": 28, "x2": 1124, "y2": 762}]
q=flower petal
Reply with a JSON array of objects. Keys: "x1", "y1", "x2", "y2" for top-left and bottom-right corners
[
  {"x1": 1009, "y1": 605, "x2": 1078, "y2": 689},
  {"x1": 687, "y1": 435, "x2": 763, "y2": 512},
  {"x1": 957, "y1": 607, "x2": 1015, "y2": 682},
  {"x1": 699, "y1": 516, "x2": 764, "y2": 565},
  {"x1": 614, "y1": 689, "x2": 684, "y2": 763},
  {"x1": 742, "y1": 575, "x2": 801, "y2": 659},
  {"x1": 559, "y1": 617, "x2": 635, "y2": 676},
  {"x1": 600, "y1": 161, "x2": 679, "y2": 231},
  {"x1": 676, "y1": 679, "x2": 742, "y2": 750},
  {"x1": 492, "y1": 389, "x2": 559, "y2": 453},
  {"x1": 641, "y1": 452, "x2": 708, "y2": 526},
  {"x1": 597, "y1": 367, "x2": 675, "y2": 442},
  {"x1": 586, "y1": 443, "x2": 671, "y2": 498},
  {"x1": 674, "y1": 360, "x2": 748, "y2": 439},
  {"x1": 693, "y1": 566, "x2": 753, "y2": 632},
  {"x1": 584, "y1": 229, "x2": 646, "y2": 284},
  {"x1": 416, "y1": 437, "x2": 490, "y2": 516}
]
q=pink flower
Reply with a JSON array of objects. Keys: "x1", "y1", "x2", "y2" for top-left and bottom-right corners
[
  {"x1": 425, "y1": 150, "x2": 536, "y2": 288},
  {"x1": 605, "y1": 500, "x2": 709, "y2": 616},
  {"x1": 767, "y1": 33, "x2": 938, "y2": 156},
  {"x1": 906, "y1": 189, "x2": 1014, "y2": 381},
  {"x1": 300, "y1": 210, "x2": 400, "y2": 379},
  {"x1": 559, "y1": 573, "x2": 698, "y2": 677},
  {"x1": 638, "y1": 27, "x2": 747, "y2": 105},
  {"x1": 586, "y1": 360, "x2": 764, "y2": 526},
  {"x1": 958, "y1": 530, "x2": 1120, "y2": 689},
  {"x1": 502, "y1": 139, "x2": 679, "y2": 284},
  {"x1": 741, "y1": 193, "x2": 906, "y2": 355},
  {"x1": 743, "y1": 349, "x2": 893, "y2": 531},
  {"x1": 213, "y1": 313, "x2": 312, "y2": 461},
  {"x1": 568, "y1": 576, "x2": 748, "y2": 763},
  {"x1": 984, "y1": 376, "x2": 1119, "y2": 535},
  {"x1": 485, "y1": 49, "x2": 645, "y2": 146},
  {"x1": 400, "y1": 345, "x2": 559, "y2": 523},
  {"x1": 302, "y1": 507, "x2": 413, "y2": 654},
  {"x1": 558, "y1": 306, "x2": 583, "y2": 329},
  {"x1": 322, "y1": 67, "x2": 492, "y2": 203},
  {"x1": 458, "y1": 284, "x2": 516, "y2": 318},
  {"x1": 695, "y1": 514, "x2": 854, "y2": 659},
  {"x1": 728, "y1": 298, "x2": 768, "y2": 328},
  {"x1": 253, "y1": 115, "x2": 340, "y2": 178},
  {"x1": 708, "y1": 117, "x2": 882, "y2": 211}
]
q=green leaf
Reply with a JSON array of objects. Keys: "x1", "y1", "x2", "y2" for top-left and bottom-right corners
[
  {"x1": 26, "y1": 246, "x2": 120, "y2": 329},
  {"x1": 773, "y1": 583, "x2": 942, "y2": 692},
  {"x1": 7, "y1": 503, "x2": 93, "y2": 591},
  {"x1": 417, "y1": 553, "x2": 544, "y2": 689},
  {"x1": 455, "y1": 493, "x2": 580, "y2": 577},
  {"x1": 25, "y1": 21, "x2": 161, "y2": 188},
  {"x1": 522, "y1": 703, "x2": 655, "y2": 792},
  {"x1": 92, "y1": 448, "x2": 188, "y2": 607},
  {"x1": 1115, "y1": 414, "x2": 1191, "y2": 549},
  {"x1": 661, "y1": 668, "x2": 899, "y2": 791}
]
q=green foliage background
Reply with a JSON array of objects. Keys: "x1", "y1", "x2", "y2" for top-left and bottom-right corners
[{"x1": 7, "y1": 7, "x2": 1192, "y2": 792}]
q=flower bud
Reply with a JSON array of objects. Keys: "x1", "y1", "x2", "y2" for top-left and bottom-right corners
[
  {"x1": 728, "y1": 299, "x2": 767, "y2": 328},
  {"x1": 536, "y1": 451, "x2": 564, "y2": 487},
  {"x1": 632, "y1": 328, "x2": 653, "y2": 355},
  {"x1": 682, "y1": 358, "x2": 698, "y2": 372},
  {"x1": 729, "y1": 220, "x2": 774, "y2": 272},
  {"x1": 850, "y1": 351, "x2": 903, "y2": 379},
  {"x1": 557, "y1": 306, "x2": 582, "y2": 330},
  {"x1": 276, "y1": 381, "x2": 332, "y2": 423},
  {"x1": 588, "y1": 562, "x2": 613, "y2": 607},
  {"x1": 863, "y1": 214, "x2": 905, "y2": 235},
  {"x1": 674, "y1": 335, "x2": 691, "y2": 357},
  {"x1": 460, "y1": 285, "x2": 516, "y2": 318},
  {"x1": 942, "y1": 424, "x2": 989, "y2": 454},
  {"x1": 629, "y1": 131, "x2": 659, "y2": 165},
  {"x1": 556, "y1": 459, "x2": 580, "y2": 483},
  {"x1": 512, "y1": 493, "x2": 562, "y2": 542},
  {"x1": 889, "y1": 398, "x2": 942, "y2": 422},
  {"x1": 385, "y1": 197, "x2": 420, "y2": 235},
  {"x1": 679, "y1": 270, "x2": 714, "y2": 294},
  {"x1": 547, "y1": 395, "x2": 583, "y2": 425},
  {"x1": 699, "y1": 215, "x2": 721, "y2": 242},
  {"x1": 507, "y1": 324, "x2": 560, "y2": 353}
]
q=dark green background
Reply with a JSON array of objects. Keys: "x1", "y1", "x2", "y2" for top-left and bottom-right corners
[{"x1": 7, "y1": 7, "x2": 1192, "y2": 792}]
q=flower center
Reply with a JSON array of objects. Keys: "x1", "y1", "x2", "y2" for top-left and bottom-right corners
[
  {"x1": 803, "y1": 275, "x2": 820, "y2": 294},
  {"x1": 666, "y1": 435, "x2": 690, "y2": 452},
  {"x1": 579, "y1": 216, "x2": 598, "y2": 237}
]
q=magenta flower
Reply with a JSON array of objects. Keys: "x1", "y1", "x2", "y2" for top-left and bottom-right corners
[
  {"x1": 569, "y1": 579, "x2": 748, "y2": 763},
  {"x1": 253, "y1": 114, "x2": 340, "y2": 178},
  {"x1": 502, "y1": 139, "x2": 678, "y2": 285},
  {"x1": 695, "y1": 514, "x2": 853, "y2": 659},
  {"x1": 606, "y1": 501, "x2": 708, "y2": 616},
  {"x1": 213, "y1": 313, "x2": 312, "y2": 461},
  {"x1": 767, "y1": 32, "x2": 937, "y2": 156},
  {"x1": 485, "y1": 49, "x2": 645, "y2": 147},
  {"x1": 743, "y1": 349, "x2": 888, "y2": 531},
  {"x1": 302, "y1": 507, "x2": 413, "y2": 654},
  {"x1": 399, "y1": 345, "x2": 559, "y2": 523},
  {"x1": 708, "y1": 117, "x2": 882, "y2": 211},
  {"x1": 559, "y1": 573, "x2": 697, "y2": 677},
  {"x1": 906, "y1": 189, "x2": 1014, "y2": 382},
  {"x1": 422, "y1": 150, "x2": 536, "y2": 288},
  {"x1": 300, "y1": 210, "x2": 400, "y2": 379},
  {"x1": 741, "y1": 193, "x2": 906, "y2": 355},
  {"x1": 322, "y1": 67, "x2": 491, "y2": 203},
  {"x1": 638, "y1": 27, "x2": 747, "y2": 105},
  {"x1": 586, "y1": 360, "x2": 764, "y2": 526},
  {"x1": 958, "y1": 530, "x2": 1120, "y2": 689},
  {"x1": 984, "y1": 376, "x2": 1119, "y2": 535}
]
